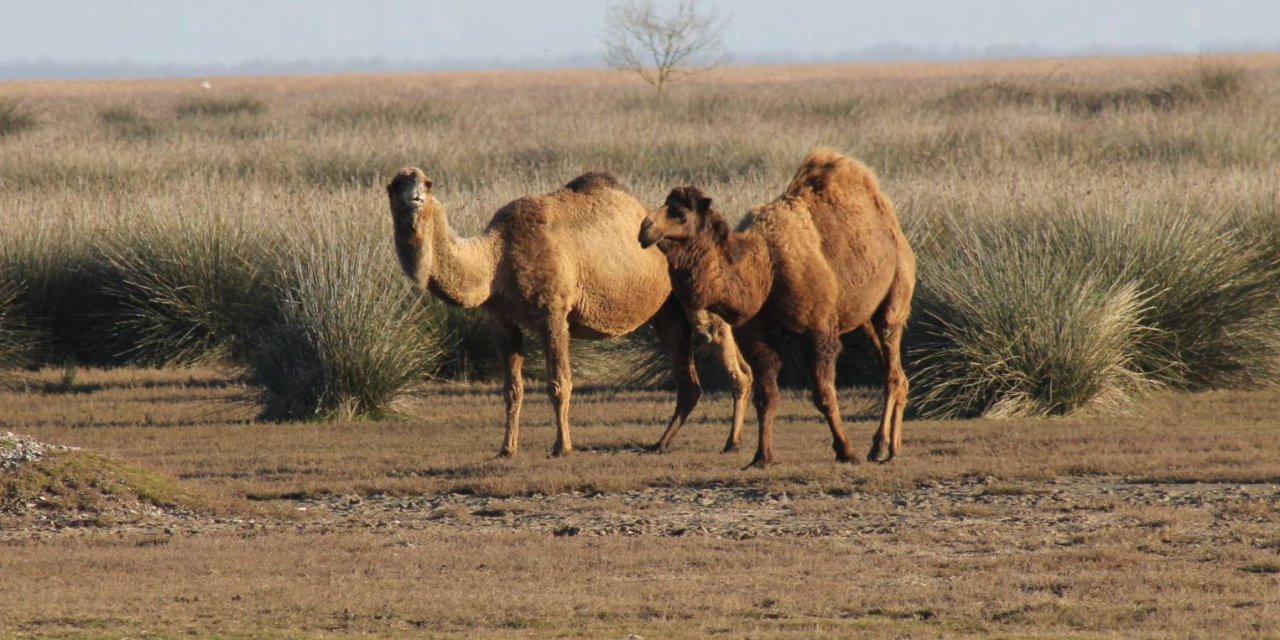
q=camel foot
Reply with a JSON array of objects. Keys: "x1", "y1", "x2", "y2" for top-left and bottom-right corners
[
  {"x1": 744, "y1": 453, "x2": 774, "y2": 470},
  {"x1": 496, "y1": 448, "x2": 517, "y2": 459},
  {"x1": 835, "y1": 447, "x2": 860, "y2": 464},
  {"x1": 550, "y1": 444, "x2": 573, "y2": 458},
  {"x1": 647, "y1": 442, "x2": 671, "y2": 454},
  {"x1": 867, "y1": 443, "x2": 893, "y2": 464},
  {"x1": 721, "y1": 441, "x2": 740, "y2": 454}
]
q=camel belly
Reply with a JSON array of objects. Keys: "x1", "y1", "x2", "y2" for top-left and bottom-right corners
[
  {"x1": 567, "y1": 242, "x2": 671, "y2": 338},
  {"x1": 569, "y1": 270, "x2": 670, "y2": 338}
]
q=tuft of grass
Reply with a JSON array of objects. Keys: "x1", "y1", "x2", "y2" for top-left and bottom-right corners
[
  {"x1": 0, "y1": 277, "x2": 32, "y2": 373},
  {"x1": 912, "y1": 230, "x2": 1153, "y2": 418},
  {"x1": 175, "y1": 95, "x2": 267, "y2": 118},
  {"x1": 0, "y1": 97, "x2": 38, "y2": 136},
  {"x1": 1012, "y1": 206, "x2": 1280, "y2": 389},
  {"x1": 0, "y1": 228, "x2": 124, "y2": 365},
  {"x1": 99, "y1": 217, "x2": 276, "y2": 366},
  {"x1": 99, "y1": 104, "x2": 159, "y2": 140},
  {"x1": 247, "y1": 237, "x2": 444, "y2": 421}
]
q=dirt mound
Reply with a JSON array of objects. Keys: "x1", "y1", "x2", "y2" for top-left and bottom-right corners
[{"x1": 2, "y1": 431, "x2": 197, "y2": 528}]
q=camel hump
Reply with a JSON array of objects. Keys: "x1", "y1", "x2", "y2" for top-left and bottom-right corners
[
  {"x1": 783, "y1": 148, "x2": 884, "y2": 204},
  {"x1": 564, "y1": 171, "x2": 626, "y2": 194}
]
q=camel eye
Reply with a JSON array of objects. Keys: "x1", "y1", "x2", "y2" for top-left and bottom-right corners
[{"x1": 668, "y1": 208, "x2": 687, "y2": 223}]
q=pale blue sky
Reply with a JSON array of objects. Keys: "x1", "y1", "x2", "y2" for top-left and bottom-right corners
[{"x1": 0, "y1": 0, "x2": 1275, "y2": 69}]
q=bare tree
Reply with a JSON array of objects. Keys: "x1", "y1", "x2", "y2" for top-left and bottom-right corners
[{"x1": 603, "y1": 0, "x2": 729, "y2": 98}]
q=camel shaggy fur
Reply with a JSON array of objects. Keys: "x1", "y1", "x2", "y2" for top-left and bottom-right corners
[
  {"x1": 387, "y1": 168, "x2": 751, "y2": 457},
  {"x1": 639, "y1": 149, "x2": 915, "y2": 465}
]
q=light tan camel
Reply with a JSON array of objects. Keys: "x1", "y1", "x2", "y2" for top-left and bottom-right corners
[
  {"x1": 639, "y1": 149, "x2": 915, "y2": 466},
  {"x1": 387, "y1": 168, "x2": 751, "y2": 457}
]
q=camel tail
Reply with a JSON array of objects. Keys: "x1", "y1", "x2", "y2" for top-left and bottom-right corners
[{"x1": 784, "y1": 148, "x2": 899, "y2": 222}]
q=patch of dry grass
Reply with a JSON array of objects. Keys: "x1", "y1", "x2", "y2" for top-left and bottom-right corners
[{"x1": 1, "y1": 367, "x2": 1279, "y2": 637}]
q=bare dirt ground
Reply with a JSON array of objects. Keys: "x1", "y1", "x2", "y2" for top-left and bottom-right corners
[{"x1": 2, "y1": 368, "x2": 1278, "y2": 638}]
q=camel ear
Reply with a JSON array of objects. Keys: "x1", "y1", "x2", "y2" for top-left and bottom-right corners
[
  {"x1": 422, "y1": 178, "x2": 433, "y2": 192},
  {"x1": 696, "y1": 197, "x2": 712, "y2": 214}
]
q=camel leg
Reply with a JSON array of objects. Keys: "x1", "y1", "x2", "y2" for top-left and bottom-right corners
[
  {"x1": 496, "y1": 318, "x2": 525, "y2": 457},
  {"x1": 807, "y1": 331, "x2": 857, "y2": 463},
  {"x1": 862, "y1": 321, "x2": 886, "y2": 376},
  {"x1": 741, "y1": 330, "x2": 782, "y2": 468},
  {"x1": 650, "y1": 302, "x2": 702, "y2": 453},
  {"x1": 542, "y1": 315, "x2": 574, "y2": 457},
  {"x1": 706, "y1": 316, "x2": 752, "y2": 453},
  {"x1": 869, "y1": 311, "x2": 910, "y2": 464}
]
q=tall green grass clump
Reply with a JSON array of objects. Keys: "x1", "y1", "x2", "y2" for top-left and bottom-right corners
[
  {"x1": 98, "y1": 217, "x2": 276, "y2": 366},
  {"x1": 911, "y1": 230, "x2": 1153, "y2": 418},
  {"x1": 0, "y1": 97, "x2": 38, "y2": 136},
  {"x1": 1032, "y1": 206, "x2": 1280, "y2": 388},
  {"x1": 910, "y1": 202, "x2": 1280, "y2": 418},
  {"x1": 247, "y1": 237, "x2": 444, "y2": 421}
]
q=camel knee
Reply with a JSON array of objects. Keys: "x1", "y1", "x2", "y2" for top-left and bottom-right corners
[
  {"x1": 811, "y1": 386, "x2": 837, "y2": 415},
  {"x1": 752, "y1": 384, "x2": 778, "y2": 414},
  {"x1": 546, "y1": 379, "x2": 571, "y2": 404},
  {"x1": 887, "y1": 369, "x2": 909, "y2": 403}
]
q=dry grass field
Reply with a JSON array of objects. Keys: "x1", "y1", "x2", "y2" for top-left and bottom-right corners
[
  {"x1": 2, "y1": 367, "x2": 1280, "y2": 637},
  {"x1": 3, "y1": 54, "x2": 1280, "y2": 637}
]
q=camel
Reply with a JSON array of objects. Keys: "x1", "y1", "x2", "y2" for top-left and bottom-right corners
[
  {"x1": 386, "y1": 167, "x2": 751, "y2": 457},
  {"x1": 639, "y1": 149, "x2": 915, "y2": 466}
]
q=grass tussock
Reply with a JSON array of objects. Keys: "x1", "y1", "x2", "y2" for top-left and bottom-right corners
[
  {"x1": 248, "y1": 237, "x2": 444, "y2": 421},
  {"x1": 910, "y1": 203, "x2": 1280, "y2": 417},
  {"x1": 0, "y1": 229, "x2": 123, "y2": 365},
  {"x1": 99, "y1": 104, "x2": 159, "y2": 140},
  {"x1": 912, "y1": 234, "x2": 1152, "y2": 418},
  {"x1": 175, "y1": 95, "x2": 267, "y2": 118},
  {"x1": 0, "y1": 277, "x2": 32, "y2": 373},
  {"x1": 99, "y1": 217, "x2": 276, "y2": 366},
  {"x1": 0, "y1": 97, "x2": 38, "y2": 136}
]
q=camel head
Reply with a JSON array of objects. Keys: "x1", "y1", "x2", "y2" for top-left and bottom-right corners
[
  {"x1": 387, "y1": 166, "x2": 438, "y2": 288},
  {"x1": 639, "y1": 185, "x2": 715, "y2": 250}
]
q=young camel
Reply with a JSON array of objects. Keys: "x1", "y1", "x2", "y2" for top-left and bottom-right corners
[
  {"x1": 638, "y1": 149, "x2": 915, "y2": 466},
  {"x1": 387, "y1": 167, "x2": 751, "y2": 457}
]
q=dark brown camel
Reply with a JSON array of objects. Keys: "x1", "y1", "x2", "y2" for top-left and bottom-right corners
[{"x1": 639, "y1": 149, "x2": 916, "y2": 465}]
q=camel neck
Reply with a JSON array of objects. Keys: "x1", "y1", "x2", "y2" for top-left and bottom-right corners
[
  {"x1": 425, "y1": 204, "x2": 499, "y2": 309},
  {"x1": 668, "y1": 230, "x2": 772, "y2": 327},
  {"x1": 396, "y1": 199, "x2": 498, "y2": 309}
]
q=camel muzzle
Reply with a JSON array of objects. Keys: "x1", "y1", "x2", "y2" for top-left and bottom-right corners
[{"x1": 638, "y1": 220, "x2": 660, "y2": 249}]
